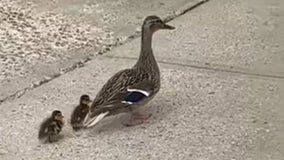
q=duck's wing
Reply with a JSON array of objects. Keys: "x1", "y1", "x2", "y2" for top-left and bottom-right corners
[
  {"x1": 111, "y1": 80, "x2": 156, "y2": 105},
  {"x1": 83, "y1": 69, "x2": 157, "y2": 128},
  {"x1": 91, "y1": 69, "x2": 156, "y2": 109},
  {"x1": 84, "y1": 80, "x2": 156, "y2": 128}
]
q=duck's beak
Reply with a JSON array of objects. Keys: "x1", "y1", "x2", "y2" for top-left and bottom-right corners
[{"x1": 161, "y1": 23, "x2": 175, "y2": 30}]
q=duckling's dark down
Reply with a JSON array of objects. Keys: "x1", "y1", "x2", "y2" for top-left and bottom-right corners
[
  {"x1": 38, "y1": 110, "x2": 64, "y2": 143},
  {"x1": 71, "y1": 95, "x2": 92, "y2": 131}
]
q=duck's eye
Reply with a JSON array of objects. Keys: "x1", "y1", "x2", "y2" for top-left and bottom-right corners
[
  {"x1": 157, "y1": 20, "x2": 163, "y2": 23},
  {"x1": 149, "y1": 20, "x2": 162, "y2": 28},
  {"x1": 151, "y1": 19, "x2": 162, "y2": 24}
]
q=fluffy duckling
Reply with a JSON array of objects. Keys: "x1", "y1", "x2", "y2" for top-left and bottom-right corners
[
  {"x1": 71, "y1": 95, "x2": 92, "y2": 131},
  {"x1": 38, "y1": 110, "x2": 64, "y2": 143}
]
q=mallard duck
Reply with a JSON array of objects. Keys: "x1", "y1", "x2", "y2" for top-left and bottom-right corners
[
  {"x1": 38, "y1": 110, "x2": 64, "y2": 143},
  {"x1": 71, "y1": 95, "x2": 92, "y2": 131},
  {"x1": 83, "y1": 15, "x2": 175, "y2": 128}
]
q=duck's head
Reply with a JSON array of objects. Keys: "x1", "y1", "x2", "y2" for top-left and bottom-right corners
[
  {"x1": 142, "y1": 15, "x2": 175, "y2": 32},
  {"x1": 80, "y1": 94, "x2": 92, "y2": 105},
  {"x1": 52, "y1": 110, "x2": 64, "y2": 121}
]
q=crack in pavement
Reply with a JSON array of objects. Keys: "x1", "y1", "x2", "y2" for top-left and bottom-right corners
[
  {"x1": 0, "y1": 0, "x2": 210, "y2": 104},
  {"x1": 104, "y1": 55, "x2": 284, "y2": 80}
]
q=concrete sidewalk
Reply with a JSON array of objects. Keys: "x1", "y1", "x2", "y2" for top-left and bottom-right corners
[
  {"x1": 0, "y1": 0, "x2": 203, "y2": 101},
  {"x1": 0, "y1": 0, "x2": 283, "y2": 159}
]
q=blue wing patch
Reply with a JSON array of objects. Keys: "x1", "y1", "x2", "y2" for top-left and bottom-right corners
[{"x1": 123, "y1": 91, "x2": 147, "y2": 104}]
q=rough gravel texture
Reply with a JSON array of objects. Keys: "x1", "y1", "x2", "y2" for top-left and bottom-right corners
[{"x1": 0, "y1": 0, "x2": 115, "y2": 81}]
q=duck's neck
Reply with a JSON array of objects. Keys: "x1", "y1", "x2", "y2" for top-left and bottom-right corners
[
  {"x1": 136, "y1": 28, "x2": 157, "y2": 67},
  {"x1": 141, "y1": 28, "x2": 153, "y2": 53}
]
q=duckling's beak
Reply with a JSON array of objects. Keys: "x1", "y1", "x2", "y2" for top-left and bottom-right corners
[
  {"x1": 82, "y1": 100, "x2": 92, "y2": 106},
  {"x1": 56, "y1": 115, "x2": 64, "y2": 122},
  {"x1": 59, "y1": 115, "x2": 64, "y2": 121},
  {"x1": 161, "y1": 23, "x2": 175, "y2": 30}
]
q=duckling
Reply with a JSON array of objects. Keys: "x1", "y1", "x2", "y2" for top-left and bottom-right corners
[
  {"x1": 38, "y1": 110, "x2": 64, "y2": 143},
  {"x1": 71, "y1": 95, "x2": 92, "y2": 131},
  {"x1": 83, "y1": 15, "x2": 175, "y2": 128}
]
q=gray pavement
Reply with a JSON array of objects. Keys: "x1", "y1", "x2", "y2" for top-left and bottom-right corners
[
  {"x1": 109, "y1": 0, "x2": 284, "y2": 78},
  {"x1": 0, "y1": 0, "x2": 201, "y2": 101},
  {"x1": 0, "y1": 0, "x2": 284, "y2": 160}
]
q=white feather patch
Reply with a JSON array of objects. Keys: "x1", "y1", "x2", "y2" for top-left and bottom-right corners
[
  {"x1": 121, "y1": 101, "x2": 133, "y2": 104},
  {"x1": 83, "y1": 112, "x2": 90, "y2": 125},
  {"x1": 86, "y1": 111, "x2": 109, "y2": 128},
  {"x1": 127, "y1": 88, "x2": 150, "y2": 97}
]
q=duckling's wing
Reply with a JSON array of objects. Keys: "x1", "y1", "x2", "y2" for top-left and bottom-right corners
[
  {"x1": 71, "y1": 105, "x2": 88, "y2": 124},
  {"x1": 48, "y1": 121, "x2": 60, "y2": 135},
  {"x1": 38, "y1": 118, "x2": 53, "y2": 139},
  {"x1": 71, "y1": 105, "x2": 89, "y2": 130}
]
